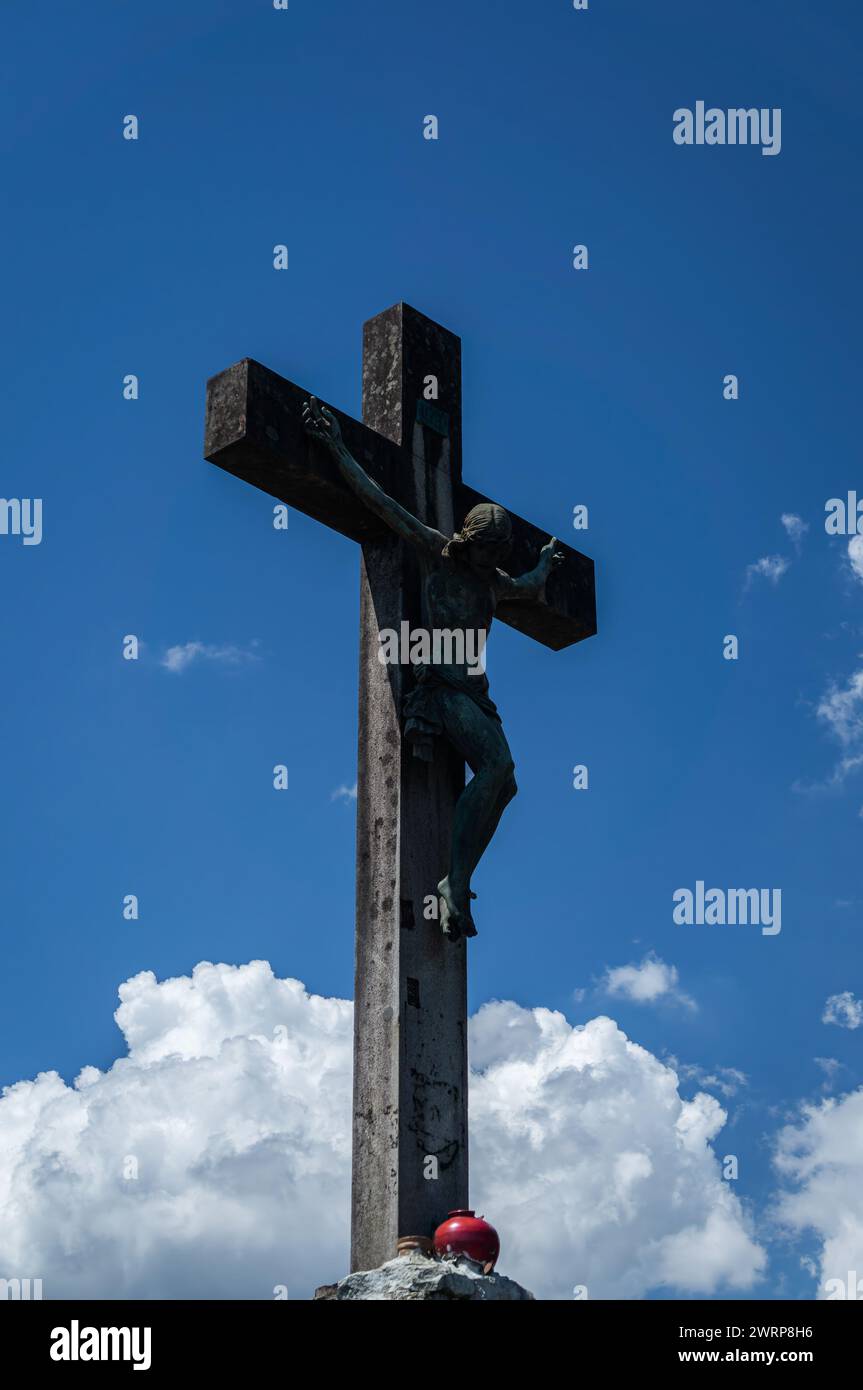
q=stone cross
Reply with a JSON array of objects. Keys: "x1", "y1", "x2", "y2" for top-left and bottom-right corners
[{"x1": 203, "y1": 302, "x2": 596, "y2": 1272}]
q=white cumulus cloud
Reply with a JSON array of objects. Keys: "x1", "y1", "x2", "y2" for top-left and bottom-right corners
[
  {"x1": 0, "y1": 962, "x2": 352, "y2": 1300},
  {"x1": 600, "y1": 953, "x2": 696, "y2": 1012},
  {"x1": 773, "y1": 1088, "x2": 863, "y2": 1297},
  {"x1": 469, "y1": 1003, "x2": 763, "y2": 1297},
  {"x1": 848, "y1": 534, "x2": 863, "y2": 584},
  {"x1": 0, "y1": 963, "x2": 766, "y2": 1300}
]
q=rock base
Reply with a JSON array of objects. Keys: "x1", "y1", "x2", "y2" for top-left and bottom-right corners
[{"x1": 314, "y1": 1249, "x2": 535, "y2": 1301}]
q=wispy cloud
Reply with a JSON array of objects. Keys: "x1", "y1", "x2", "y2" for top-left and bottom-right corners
[
  {"x1": 822, "y1": 991, "x2": 863, "y2": 1030},
  {"x1": 816, "y1": 668, "x2": 863, "y2": 748},
  {"x1": 781, "y1": 513, "x2": 809, "y2": 548},
  {"x1": 743, "y1": 514, "x2": 808, "y2": 592},
  {"x1": 795, "y1": 751, "x2": 863, "y2": 794},
  {"x1": 795, "y1": 667, "x2": 863, "y2": 795},
  {"x1": 330, "y1": 783, "x2": 357, "y2": 804},
  {"x1": 161, "y1": 641, "x2": 261, "y2": 674},
  {"x1": 674, "y1": 1062, "x2": 748, "y2": 1098},
  {"x1": 601, "y1": 953, "x2": 696, "y2": 1012},
  {"x1": 744, "y1": 554, "x2": 790, "y2": 591},
  {"x1": 813, "y1": 1057, "x2": 845, "y2": 1092}
]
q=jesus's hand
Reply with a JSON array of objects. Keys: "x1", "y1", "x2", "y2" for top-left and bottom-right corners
[
  {"x1": 540, "y1": 537, "x2": 565, "y2": 572},
  {"x1": 302, "y1": 396, "x2": 343, "y2": 451}
]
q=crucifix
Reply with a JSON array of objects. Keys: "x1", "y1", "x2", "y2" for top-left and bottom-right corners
[{"x1": 204, "y1": 303, "x2": 596, "y2": 1273}]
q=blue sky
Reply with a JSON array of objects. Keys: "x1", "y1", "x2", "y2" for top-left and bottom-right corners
[{"x1": 2, "y1": 1, "x2": 861, "y2": 1299}]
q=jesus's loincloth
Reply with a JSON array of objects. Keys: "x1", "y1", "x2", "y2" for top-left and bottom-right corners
[{"x1": 403, "y1": 663, "x2": 501, "y2": 762}]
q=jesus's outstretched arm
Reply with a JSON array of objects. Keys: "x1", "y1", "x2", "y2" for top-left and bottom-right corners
[
  {"x1": 303, "y1": 396, "x2": 446, "y2": 558},
  {"x1": 498, "y1": 536, "x2": 565, "y2": 599}
]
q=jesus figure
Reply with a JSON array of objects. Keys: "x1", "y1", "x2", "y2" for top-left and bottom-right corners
[{"x1": 303, "y1": 396, "x2": 563, "y2": 942}]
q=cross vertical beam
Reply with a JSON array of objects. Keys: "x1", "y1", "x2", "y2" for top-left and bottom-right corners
[{"x1": 351, "y1": 305, "x2": 468, "y2": 1271}]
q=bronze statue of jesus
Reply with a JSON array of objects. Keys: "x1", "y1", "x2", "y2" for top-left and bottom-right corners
[{"x1": 304, "y1": 396, "x2": 563, "y2": 942}]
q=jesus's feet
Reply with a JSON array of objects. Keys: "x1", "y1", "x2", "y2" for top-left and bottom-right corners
[{"x1": 437, "y1": 878, "x2": 478, "y2": 942}]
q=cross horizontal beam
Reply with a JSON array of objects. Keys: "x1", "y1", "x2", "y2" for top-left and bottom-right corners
[{"x1": 204, "y1": 357, "x2": 596, "y2": 651}]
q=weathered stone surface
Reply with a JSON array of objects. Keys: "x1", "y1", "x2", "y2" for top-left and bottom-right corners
[
  {"x1": 203, "y1": 307, "x2": 597, "y2": 652},
  {"x1": 313, "y1": 1251, "x2": 535, "y2": 1301},
  {"x1": 352, "y1": 305, "x2": 468, "y2": 1272}
]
